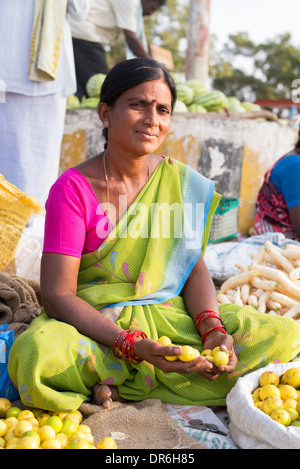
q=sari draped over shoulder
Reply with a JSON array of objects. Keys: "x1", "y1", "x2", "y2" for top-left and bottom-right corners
[{"x1": 8, "y1": 157, "x2": 300, "y2": 412}]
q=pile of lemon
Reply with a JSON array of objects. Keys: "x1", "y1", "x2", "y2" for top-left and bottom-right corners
[
  {"x1": 0, "y1": 398, "x2": 118, "y2": 449},
  {"x1": 252, "y1": 367, "x2": 300, "y2": 427}
]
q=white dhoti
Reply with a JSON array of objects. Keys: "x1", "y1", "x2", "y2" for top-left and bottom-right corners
[{"x1": 0, "y1": 91, "x2": 66, "y2": 207}]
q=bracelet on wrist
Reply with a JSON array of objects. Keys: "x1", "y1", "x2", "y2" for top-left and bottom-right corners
[
  {"x1": 194, "y1": 310, "x2": 222, "y2": 332},
  {"x1": 113, "y1": 329, "x2": 147, "y2": 364},
  {"x1": 201, "y1": 325, "x2": 227, "y2": 344}
]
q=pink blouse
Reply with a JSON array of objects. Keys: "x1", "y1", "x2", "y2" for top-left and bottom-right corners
[{"x1": 43, "y1": 168, "x2": 109, "y2": 257}]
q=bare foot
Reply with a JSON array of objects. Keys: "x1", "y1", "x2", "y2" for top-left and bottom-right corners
[{"x1": 92, "y1": 383, "x2": 126, "y2": 409}]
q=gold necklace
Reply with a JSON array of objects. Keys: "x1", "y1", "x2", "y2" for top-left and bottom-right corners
[{"x1": 103, "y1": 151, "x2": 150, "y2": 226}]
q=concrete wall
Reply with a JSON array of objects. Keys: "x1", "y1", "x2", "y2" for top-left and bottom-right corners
[{"x1": 60, "y1": 110, "x2": 297, "y2": 236}]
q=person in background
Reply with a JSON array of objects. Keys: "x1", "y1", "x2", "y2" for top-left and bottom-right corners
[
  {"x1": 70, "y1": 0, "x2": 166, "y2": 99},
  {"x1": 252, "y1": 129, "x2": 300, "y2": 240},
  {"x1": 0, "y1": 0, "x2": 89, "y2": 208}
]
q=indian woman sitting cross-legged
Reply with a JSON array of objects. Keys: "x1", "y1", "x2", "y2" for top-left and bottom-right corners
[{"x1": 8, "y1": 58, "x2": 300, "y2": 412}]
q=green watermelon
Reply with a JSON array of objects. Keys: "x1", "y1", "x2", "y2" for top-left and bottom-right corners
[
  {"x1": 193, "y1": 90, "x2": 228, "y2": 111},
  {"x1": 187, "y1": 103, "x2": 207, "y2": 113},
  {"x1": 241, "y1": 101, "x2": 261, "y2": 112},
  {"x1": 227, "y1": 97, "x2": 246, "y2": 113},
  {"x1": 185, "y1": 79, "x2": 207, "y2": 98},
  {"x1": 173, "y1": 100, "x2": 188, "y2": 112},
  {"x1": 67, "y1": 95, "x2": 81, "y2": 109},
  {"x1": 81, "y1": 97, "x2": 99, "y2": 109},
  {"x1": 86, "y1": 73, "x2": 106, "y2": 98},
  {"x1": 175, "y1": 84, "x2": 194, "y2": 105}
]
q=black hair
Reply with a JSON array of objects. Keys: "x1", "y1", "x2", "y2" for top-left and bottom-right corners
[{"x1": 99, "y1": 58, "x2": 177, "y2": 148}]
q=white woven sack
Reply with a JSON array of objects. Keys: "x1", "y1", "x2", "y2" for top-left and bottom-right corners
[{"x1": 226, "y1": 361, "x2": 300, "y2": 449}]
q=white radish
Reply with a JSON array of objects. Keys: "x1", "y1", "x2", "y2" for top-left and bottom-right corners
[
  {"x1": 282, "y1": 302, "x2": 300, "y2": 318},
  {"x1": 251, "y1": 276, "x2": 279, "y2": 291},
  {"x1": 220, "y1": 271, "x2": 257, "y2": 293},
  {"x1": 251, "y1": 263, "x2": 300, "y2": 300},
  {"x1": 217, "y1": 293, "x2": 231, "y2": 304},
  {"x1": 264, "y1": 240, "x2": 295, "y2": 273},
  {"x1": 240, "y1": 283, "x2": 251, "y2": 304},
  {"x1": 257, "y1": 291, "x2": 270, "y2": 313},
  {"x1": 289, "y1": 267, "x2": 300, "y2": 281},
  {"x1": 270, "y1": 291, "x2": 298, "y2": 309},
  {"x1": 266, "y1": 300, "x2": 281, "y2": 311}
]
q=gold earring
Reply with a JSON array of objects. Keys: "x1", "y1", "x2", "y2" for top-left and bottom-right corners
[{"x1": 103, "y1": 121, "x2": 109, "y2": 128}]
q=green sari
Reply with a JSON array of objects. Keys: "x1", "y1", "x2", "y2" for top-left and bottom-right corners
[{"x1": 8, "y1": 157, "x2": 300, "y2": 412}]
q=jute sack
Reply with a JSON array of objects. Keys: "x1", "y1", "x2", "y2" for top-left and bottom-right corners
[{"x1": 80, "y1": 399, "x2": 208, "y2": 450}]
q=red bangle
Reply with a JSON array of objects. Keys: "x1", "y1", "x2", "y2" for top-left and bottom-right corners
[
  {"x1": 201, "y1": 325, "x2": 227, "y2": 344},
  {"x1": 194, "y1": 310, "x2": 222, "y2": 331},
  {"x1": 113, "y1": 330, "x2": 147, "y2": 364}
]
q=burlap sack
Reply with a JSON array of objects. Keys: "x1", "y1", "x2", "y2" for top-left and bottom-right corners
[
  {"x1": 0, "y1": 272, "x2": 41, "y2": 338},
  {"x1": 79, "y1": 399, "x2": 208, "y2": 450}
]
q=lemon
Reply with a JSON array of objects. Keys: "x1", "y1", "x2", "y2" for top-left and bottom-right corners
[
  {"x1": 280, "y1": 367, "x2": 300, "y2": 388},
  {"x1": 3, "y1": 427, "x2": 16, "y2": 443},
  {"x1": 78, "y1": 424, "x2": 92, "y2": 434},
  {"x1": 212, "y1": 346, "x2": 221, "y2": 355},
  {"x1": 157, "y1": 336, "x2": 172, "y2": 346},
  {"x1": 96, "y1": 437, "x2": 118, "y2": 449},
  {"x1": 0, "y1": 420, "x2": 7, "y2": 438},
  {"x1": 279, "y1": 384, "x2": 299, "y2": 400},
  {"x1": 31, "y1": 408, "x2": 44, "y2": 419},
  {"x1": 291, "y1": 421, "x2": 300, "y2": 427},
  {"x1": 18, "y1": 409, "x2": 35, "y2": 421},
  {"x1": 285, "y1": 407, "x2": 299, "y2": 422},
  {"x1": 252, "y1": 394, "x2": 261, "y2": 404},
  {"x1": 27, "y1": 417, "x2": 39, "y2": 428},
  {"x1": 5, "y1": 417, "x2": 18, "y2": 429},
  {"x1": 15, "y1": 420, "x2": 33, "y2": 438},
  {"x1": 64, "y1": 410, "x2": 83, "y2": 426},
  {"x1": 295, "y1": 400, "x2": 300, "y2": 414},
  {"x1": 252, "y1": 387, "x2": 262, "y2": 398},
  {"x1": 42, "y1": 438, "x2": 62, "y2": 449},
  {"x1": 72, "y1": 430, "x2": 94, "y2": 444},
  {"x1": 46, "y1": 416, "x2": 63, "y2": 433},
  {"x1": 16, "y1": 436, "x2": 39, "y2": 449},
  {"x1": 260, "y1": 384, "x2": 281, "y2": 401},
  {"x1": 281, "y1": 398, "x2": 298, "y2": 410},
  {"x1": 0, "y1": 437, "x2": 5, "y2": 448},
  {"x1": 6, "y1": 437, "x2": 20, "y2": 447},
  {"x1": 213, "y1": 350, "x2": 229, "y2": 367},
  {"x1": 38, "y1": 424, "x2": 56, "y2": 442},
  {"x1": 254, "y1": 401, "x2": 264, "y2": 411},
  {"x1": 60, "y1": 419, "x2": 78, "y2": 438},
  {"x1": 259, "y1": 370, "x2": 280, "y2": 387},
  {"x1": 5, "y1": 442, "x2": 18, "y2": 449},
  {"x1": 56, "y1": 432, "x2": 69, "y2": 448},
  {"x1": 52, "y1": 411, "x2": 68, "y2": 420},
  {"x1": 5, "y1": 406, "x2": 21, "y2": 419},
  {"x1": 0, "y1": 398, "x2": 11, "y2": 418},
  {"x1": 204, "y1": 355, "x2": 214, "y2": 372},
  {"x1": 66, "y1": 436, "x2": 90, "y2": 449},
  {"x1": 178, "y1": 345, "x2": 197, "y2": 362},
  {"x1": 201, "y1": 349, "x2": 212, "y2": 356},
  {"x1": 270, "y1": 409, "x2": 292, "y2": 426},
  {"x1": 37, "y1": 413, "x2": 52, "y2": 426},
  {"x1": 164, "y1": 353, "x2": 178, "y2": 361},
  {"x1": 262, "y1": 396, "x2": 283, "y2": 415},
  {"x1": 22, "y1": 430, "x2": 41, "y2": 446}
]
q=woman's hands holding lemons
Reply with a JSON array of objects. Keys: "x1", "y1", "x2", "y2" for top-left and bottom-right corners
[{"x1": 136, "y1": 335, "x2": 236, "y2": 379}]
